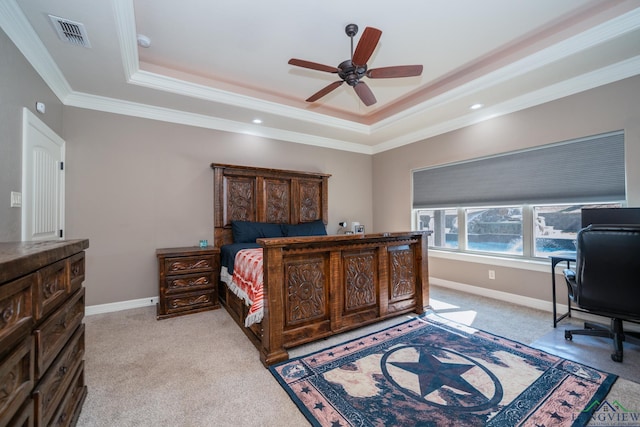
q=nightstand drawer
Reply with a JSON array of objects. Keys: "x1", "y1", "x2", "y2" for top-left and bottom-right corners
[
  {"x1": 163, "y1": 289, "x2": 217, "y2": 314},
  {"x1": 164, "y1": 272, "x2": 214, "y2": 294},
  {"x1": 164, "y1": 255, "x2": 214, "y2": 275}
]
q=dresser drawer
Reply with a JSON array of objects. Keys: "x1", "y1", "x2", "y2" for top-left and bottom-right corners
[
  {"x1": 33, "y1": 288, "x2": 85, "y2": 379},
  {"x1": 164, "y1": 272, "x2": 214, "y2": 295},
  {"x1": 34, "y1": 259, "x2": 70, "y2": 322},
  {"x1": 67, "y1": 252, "x2": 85, "y2": 295},
  {"x1": 0, "y1": 336, "x2": 33, "y2": 425},
  {"x1": 49, "y1": 361, "x2": 86, "y2": 427},
  {"x1": 33, "y1": 324, "x2": 84, "y2": 427},
  {"x1": 0, "y1": 274, "x2": 34, "y2": 358},
  {"x1": 164, "y1": 255, "x2": 215, "y2": 275},
  {"x1": 6, "y1": 398, "x2": 33, "y2": 427}
]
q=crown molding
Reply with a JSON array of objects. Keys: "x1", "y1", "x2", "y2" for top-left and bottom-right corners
[
  {"x1": 129, "y1": 70, "x2": 371, "y2": 134},
  {"x1": 64, "y1": 91, "x2": 373, "y2": 154},
  {"x1": 372, "y1": 7, "x2": 640, "y2": 135},
  {"x1": 372, "y1": 56, "x2": 640, "y2": 154}
]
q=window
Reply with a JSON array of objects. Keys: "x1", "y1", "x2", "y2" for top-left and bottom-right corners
[
  {"x1": 412, "y1": 131, "x2": 626, "y2": 259},
  {"x1": 416, "y1": 203, "x2": 622, "y2": 259},
  {"x1": 533, "y1": 203, "x2": 622, "y2": 257},
  {"x1": 417, "y1": 209, "x2": 458, "y2": 249},
  {"x1": 466, "y1": 207, "x2": 522, "y2": 255}
]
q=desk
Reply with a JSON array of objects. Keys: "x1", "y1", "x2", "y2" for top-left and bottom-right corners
[{"x1": 550, "y1": 252, "x2": 576, "y2": 327}]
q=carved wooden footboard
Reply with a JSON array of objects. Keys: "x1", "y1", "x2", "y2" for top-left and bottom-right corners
[
  {"x1": 211, "y1": 163, "x2": 429, "y2": 366},
  {"x1": 257, "y1": 232, "x2": 429, "y2": 365}
]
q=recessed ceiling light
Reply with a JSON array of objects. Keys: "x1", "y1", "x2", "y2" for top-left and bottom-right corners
[
  {"x1": 470, "y1": 103, "x2": 484, "y2": 110},
  {"x1": 252, "y1": 119, "x2": 263, "y2": 124}
]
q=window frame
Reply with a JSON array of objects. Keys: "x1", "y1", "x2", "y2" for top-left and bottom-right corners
[{"x1": 413, "y1": 201, "x2": 624, "y2": 261}]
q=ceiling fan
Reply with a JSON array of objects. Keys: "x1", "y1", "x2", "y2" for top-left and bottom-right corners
[{"x1": 288, "y1": 24, "x2": 423, "y2": 107}]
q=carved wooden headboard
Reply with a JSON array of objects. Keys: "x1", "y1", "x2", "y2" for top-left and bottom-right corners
[{"x1": 211, "y1": 163, "x2": 331, "y2": 248}]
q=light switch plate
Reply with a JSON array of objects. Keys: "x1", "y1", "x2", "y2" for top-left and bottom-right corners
[{"x1": 11, "y1": 191, "x2": 22, "y2": 207}]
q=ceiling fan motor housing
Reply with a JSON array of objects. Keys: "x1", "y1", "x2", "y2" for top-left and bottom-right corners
[{"x1": 338, "y1": 60, "x2": 367, "y2": 86}]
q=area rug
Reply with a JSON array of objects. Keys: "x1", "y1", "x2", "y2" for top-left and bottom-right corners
[{"x1": 270, "y1": 312, "x2": 617, "y2": 426}]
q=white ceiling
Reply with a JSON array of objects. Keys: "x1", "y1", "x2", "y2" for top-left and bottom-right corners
[{"x1": 2, "y1": 0, "x2": 640, "y2": 154}]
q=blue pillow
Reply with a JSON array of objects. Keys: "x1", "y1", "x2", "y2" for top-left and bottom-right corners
[
  {"x1": 283, "y1": 220, "x2": 327, "y2": 237},
  {"x1": 231, "y1": 221, "x2": 285, "y2": 243}
]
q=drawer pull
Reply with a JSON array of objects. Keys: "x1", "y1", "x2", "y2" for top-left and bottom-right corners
[
  {"x1": 58, "y1": 412, "x2": 67, "y2": 424},
  {"x1": 59, "y1": 365, "x2": 69, "y2": 376},
  {"x1": 169, "y1": 259, "x2": 211, "y2": 271},
  {"x1": 2, "y1": 305, "x2": 14, "y2": 322},
  {"x1": 170, "y1": 276, "x2": 210, "y2": 289}
]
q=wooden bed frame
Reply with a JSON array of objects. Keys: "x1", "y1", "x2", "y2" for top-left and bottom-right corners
[{"x1": 211, "y1": 163, "x2": 430, "y2": 366}]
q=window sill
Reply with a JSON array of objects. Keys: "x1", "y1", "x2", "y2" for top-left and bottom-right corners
[{"x1": 428, "y1": 249, "x2": 553, "y2": 273}]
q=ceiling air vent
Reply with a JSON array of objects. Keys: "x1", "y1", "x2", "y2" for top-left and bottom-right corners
[{"x1": 48, "y1": 15, "x2": 91, "y2": 48}]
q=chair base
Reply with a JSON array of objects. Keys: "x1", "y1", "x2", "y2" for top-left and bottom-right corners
[{"x1": 564, "y1": 318, "x2": 640, "y2": 363}]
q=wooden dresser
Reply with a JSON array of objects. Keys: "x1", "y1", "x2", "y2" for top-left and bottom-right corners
[
  {"x1": 156, "y1": 246, "x2": 220, "y2": 319},
  {"x1": 0, "y1": 239, "x2": 89, "y2": 427}
]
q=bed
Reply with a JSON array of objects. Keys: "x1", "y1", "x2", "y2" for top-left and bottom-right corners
[{"x1": 211, "y1": 163, "x2": 430, "y2": 366}]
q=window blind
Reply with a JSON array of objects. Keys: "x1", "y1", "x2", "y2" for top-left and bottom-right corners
[{"x1": 412, "y1": 131, "x2": 625, "y2": 209}]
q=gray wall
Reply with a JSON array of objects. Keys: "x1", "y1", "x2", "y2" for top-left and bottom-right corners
[
  {"x1": 62, "y1": 108, "x2": 373, "y2": 306},
  {"x1": 372, "y1": 75, "x2": 640, "y2": 303},
  {"x1": 0, "y1": 28, "x2": 64, "y2": 241}
]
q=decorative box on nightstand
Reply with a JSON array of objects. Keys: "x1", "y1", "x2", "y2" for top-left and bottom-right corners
[{"x1": 156, "y1": 246, "x2": 220, "y2": 319}]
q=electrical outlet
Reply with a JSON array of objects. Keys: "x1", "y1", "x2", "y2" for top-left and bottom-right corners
[{"x1": 488, "y1": 270, "x2": 495, "y2": 280}]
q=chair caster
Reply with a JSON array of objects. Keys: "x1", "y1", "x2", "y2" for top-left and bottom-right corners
[
  {"x1": 611, "y1": 352, "x2": 623, "y2": 363},
  {"x1": 565, "y1": 331, "x2": 573, "y2": 341}
]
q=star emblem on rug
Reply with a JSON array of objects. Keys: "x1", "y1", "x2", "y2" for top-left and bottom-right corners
[
  {"x1": 381, "y1": 344, "x2": 503, "y2": 410},
  {"x1": 389, "y1": 348, "x2": 478, "y2": 398}
]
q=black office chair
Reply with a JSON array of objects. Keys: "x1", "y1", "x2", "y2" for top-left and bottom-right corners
[{"x1": 563, "y1": 225, "x2": 640, "y2": 362}]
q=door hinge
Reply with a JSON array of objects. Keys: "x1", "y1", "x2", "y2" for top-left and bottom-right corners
[
  {"x1": 59, "y1": 229, "x2": 63, "y2": 238},
  {"x1": 60, "y1": 161, "x2": 64, "y2": 171}
]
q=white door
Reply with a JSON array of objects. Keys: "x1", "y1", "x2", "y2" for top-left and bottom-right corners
[{"x1": 22, "y1": 108, "x2": 65, "y2": 241}]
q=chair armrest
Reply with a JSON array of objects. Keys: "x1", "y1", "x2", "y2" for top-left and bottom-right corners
[
  {"x1": 563, "y1": 268, "x2": 577, "y2": 300},
  {"x1": 563, "y1": 268, "x2": 575, "y2": 282}
]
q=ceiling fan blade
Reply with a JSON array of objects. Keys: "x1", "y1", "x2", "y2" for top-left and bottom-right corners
[
  {"x1": 353, "y1": 81, "x2": 377, "y2": 106},
  {"x1": 288, "y1": 58, "x2": 339, "y2": 73},
  {"x1": 352, "y1": 27, "x2": 382, "y2": 66},
  {"x1": 306, "y1": 81, "x2": 344, "y2": 102},
  {"x1": 366, "y1": 65, "x2": 423, "y2": 79}
]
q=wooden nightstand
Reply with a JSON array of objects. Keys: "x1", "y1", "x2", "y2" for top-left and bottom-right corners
[{"x1": 156, "y1": 246, "x2": 220, "y2": 319}]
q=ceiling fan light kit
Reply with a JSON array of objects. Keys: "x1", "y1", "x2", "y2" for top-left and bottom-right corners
[{"x1": 288, "y1": 23, "x2": 423, "y2": 107}]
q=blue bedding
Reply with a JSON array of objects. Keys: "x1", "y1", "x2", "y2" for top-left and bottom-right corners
[{"x1": 222, "y1": 220, "x2": 327, "y2": 275}]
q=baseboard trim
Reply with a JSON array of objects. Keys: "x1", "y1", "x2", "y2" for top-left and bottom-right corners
[
  {"x1": 85, "y1": 279, "x2": 637, "y2": 333},
  {"x1": 86, "y1": 296, "x2": 158, "y2": 316},
  {"x1": 430, "y1": 277, "x2": 640, "y2": 331},
  {"x1": 85, "y1": 281, "x2": 560, "y2": 317},
  {"x1": 430, "y1": 278, "x2": 558, "y2": 313}
]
